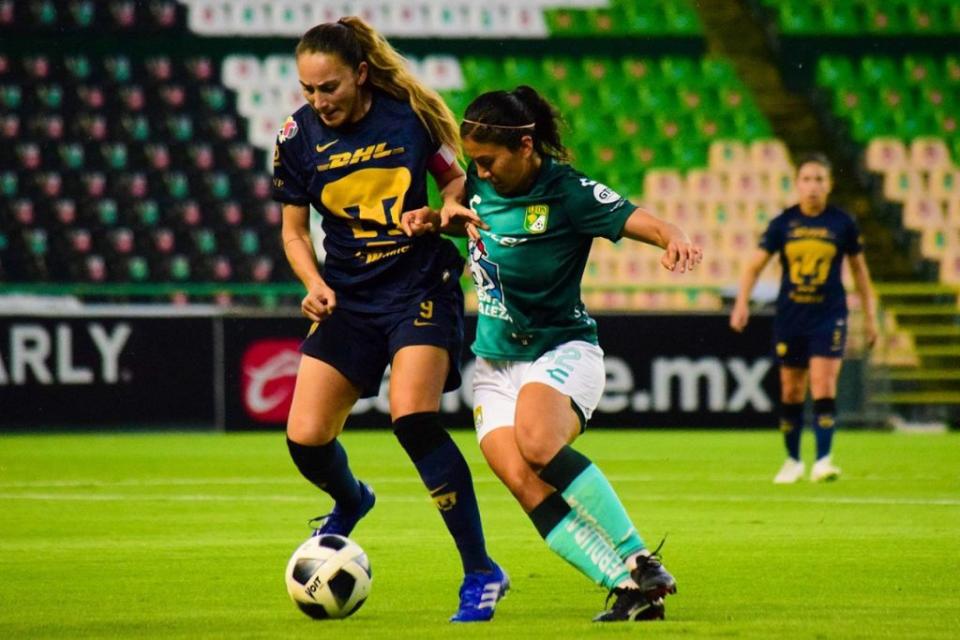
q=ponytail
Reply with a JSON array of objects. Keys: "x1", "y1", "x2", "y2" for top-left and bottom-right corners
[
  {"x1": 460, "y1": 85, "x2": 569, "y2": 162},
  {"x1": 297, "y1": 17, "x2": 461, "y2": 159}
]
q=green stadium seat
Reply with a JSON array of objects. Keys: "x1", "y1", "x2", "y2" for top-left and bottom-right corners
[
  {"x1": 128, "y1": 257, "x2": 150, "y2": 282},
  {"x1": 620, "y1": 57, "x2": 657, "y2": 84},
  {"x1": 669, "y1": 140, "x2": 706, "y2": 170},
  {"x1": 104, "y1": 56, "x2": 132, "y2": 83},
  {"x1": 169, "y1": 255, "x2": 191, "y2": 281},
  {"x1": 861, "y1": 58, "x2": 899, "y2": 86},
  {"x1": 833, "y1": 85, "x2": 874, "y2": 119},
  {"x1": 817, "y1": 56, "x2": 855, "y2": 88},
  {"x1": 944, "y1": 56, "x2": 960, "y2": 85},
  {"x1": 907, "y1": 3, "x2": 944, "y2": 34},
  {"x1": 544, "y1": 9, "x2": 590, "y2": 37},
  {"x1": 630, "y1": 141, "x2": 672, "y2": 171},
  {"x1": 660, "y1": 57, "x2": 697, "y2": 84},
  {"x1": 596, "y1": 84, "x2": 634, "y2": 115},
  {"x1": 502, "y1": 57, "x2": 541, "y2": 87},
  {"x1": 894, "y1": 110, "x2": 939, "y2": 140},
  {"x1": 850, "y1": 110, "x2": 891, "y2": 141},
  {"x1": 133, "y1": 201, "x2": 160, "y2": 229},
  {"x1": 165, "y1": 172, "x2": 190, "y2": 200},
  {"x1": 1, "y1": 85, "x2": 22, "y2": 110},
  {"x1": 863, "y1": 0, "x2": 906, "y2": 33},
  {"x1": 664, "y1": 0, "x2": 701, "y2": 34},
  {"x1": 192, "y1": 229, "x2": 217, "y2": 255},
  {"x1": 0, "y1": 172, "x2": 16, "y2": 197},
  {"x1": 619, "y1": 1, "x2": 665, "y2": 34},
  {"x1": 700, "y1": 59, "x2": 738, "y2": 87},
  {"x1": 542, "y1": 57, "x2": 576, "y2": 85},
  {"x1": 585, "y1": 9, "x2": 622, "y2": 36},
  {"x1": 440, "y1": 90, "x2": 470, "y2": 120},
  {"x1": 96, "y1": 200, "x2": 118, "y2": 227},
  {"x1": 58, "y1": 143, "x2": 84, "y2": 170},
  {"x1": 637, "y1": 84, "x2": 673, "y2": 112},
  {"x1": 904, "y1": 56, "x2": 940, "y2": 86},
  {"x1": 776, "y1": 0, "x2": 823, "y2": 34},
  {"x1": 459, "y1": 58, "x2": 500, "y2": 92},
  {"x1": 822, "y1": 3, "x2": 860, "y2": 34},
  {"x1": 581, "y1": 57, "x2": 617, "y2": 84}
]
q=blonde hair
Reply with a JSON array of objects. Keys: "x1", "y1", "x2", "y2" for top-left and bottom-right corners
[{"x1": 297, "y1": 16, "x2": 461, "y2": 160}]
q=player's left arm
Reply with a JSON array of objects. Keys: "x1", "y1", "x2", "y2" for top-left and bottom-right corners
[
  {"x1": 848, "y1": 252, "x2": 878, "y2": 349},
  {"x1": 402, "y1": 146, "x2": 487, "y2": 239},
  {"x1": 620, "y1": 206, "x2": 703, "y2": 273}
]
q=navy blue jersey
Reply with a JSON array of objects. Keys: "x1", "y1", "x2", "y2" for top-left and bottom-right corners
[
  {"x1": 759, "y1": 204, "x2": 863, "y2": 335},
  {"x1": 272, "y1": 91, "x2": 463, "y2": 312}
]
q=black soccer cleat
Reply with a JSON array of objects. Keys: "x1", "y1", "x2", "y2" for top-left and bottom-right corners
[
  {"x1": 308, "y1": 481, "x2": 376, "y2": 537},
  {"x1": 593, "y1": 588, "x2": 665, "y2": 622},
  {"x1": 631, "y1": 541, "x2": 677, "y2": 600}
]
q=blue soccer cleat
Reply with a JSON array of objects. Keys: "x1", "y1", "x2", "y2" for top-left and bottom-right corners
[
  {"x1": 309, "y1": 481, "x2": 376, "y2": 537},
  {"x1": 449, "y1": 561, "x2": 510, "y2": 622}
]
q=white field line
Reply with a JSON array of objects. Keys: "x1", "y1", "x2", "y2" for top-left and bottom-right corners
[
  {"x1": 0, "y1": 473, "x2": 952, "y2": 490},
  {"x1": 0, "y1": 491, "x2": 957, "y2": 507}
]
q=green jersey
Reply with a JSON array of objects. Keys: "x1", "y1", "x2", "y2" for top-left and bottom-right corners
[{"x1": 467, "y1": 158, "x2": 635, "y2": 360}]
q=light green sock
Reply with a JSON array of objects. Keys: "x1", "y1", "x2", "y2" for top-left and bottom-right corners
[
  {"x1": 528, "y1": 492, "x2": 631, "y2": 590},
  {"x1": 540, "y1": 445, "x2": 647, "y2": 560}
]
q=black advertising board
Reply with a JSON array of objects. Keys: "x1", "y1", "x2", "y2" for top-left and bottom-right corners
[
  {"x1": 0, "y1": 316, "x2": 215, "y2": 428},
  {"x1": 222, "y1": 313, "x2": 776, "y2": 431}
]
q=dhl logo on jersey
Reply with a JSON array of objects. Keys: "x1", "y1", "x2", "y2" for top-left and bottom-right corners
[{"x1": 316, "y1": 142, "x2": 404, "y2": 172}]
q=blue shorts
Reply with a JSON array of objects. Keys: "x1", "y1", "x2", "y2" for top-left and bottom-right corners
[
  {"x1": 300, "y1": 283, "x2": 465, "y2": 398},
  {"x1": 774, "y1": 318, "x2": 847, "y2": 368}
]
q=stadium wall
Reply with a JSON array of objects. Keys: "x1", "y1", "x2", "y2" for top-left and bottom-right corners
[{"x1": 1, "y1": 308, "x2": 794, "y2": 431}]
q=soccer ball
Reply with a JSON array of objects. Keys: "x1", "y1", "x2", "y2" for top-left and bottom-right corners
[{"x1": 284, "y1": 534, "x2": 372, "y2": 619}]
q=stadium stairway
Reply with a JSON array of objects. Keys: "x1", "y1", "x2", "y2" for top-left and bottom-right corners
[
  {"x1": 871, "y1": 283, "x2": 960, "y2": 420},
  {"x1": 695, "y1": 0, "x2": 960, "y2": 424},
  {"x1": 693, "y1": 0, "x2": 914, "y2": 281}
]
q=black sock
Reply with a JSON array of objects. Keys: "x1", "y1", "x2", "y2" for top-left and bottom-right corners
[
  {"x1": 286, "y1": 437, "x2": 361, "y2": 510},
  {"x1": 813, "y1": 397, "x2": 836, "y2": 460},
  {"x1": 394, "y1": 412, "x2": 492, "y2": 574},
  {"x1": 780, "y1": 402, "x2": 804, "y2": 461}
]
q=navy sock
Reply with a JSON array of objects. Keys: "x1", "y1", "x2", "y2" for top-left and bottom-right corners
[
  {"x1": 286, "y1": 437, "x2": 362, "y2": 510},
  {"x1": 394, "y1": 412, "x2": 492, "y2": 574},
  {"x1": 813, "y1": 397, "x2": 836, "y2": 460},
  {"x1": 780, "y1": 402, "x2": 804, "y2": 461}
]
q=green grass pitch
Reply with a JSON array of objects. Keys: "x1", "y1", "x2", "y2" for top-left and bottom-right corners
[{"x1": 1, "y1": 429, "x2": 958, "y2": 639}]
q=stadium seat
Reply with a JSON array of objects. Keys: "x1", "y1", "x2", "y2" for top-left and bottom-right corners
[
  {"x1": 883, "y1": 169, "x2": 925, "y2": 202},
  {"x1": 643, "y1": 169, "x2": 684, "y2": 201},
  {"x1": 866, "y1": 137, "x2": 908, "y2": 173},
  {"x1": 938, "y1": 249, "x2": 960, "y2": 284},
  {"x1": 929, "y1": 169, "x2": 960, "y2": 201},
  {"x1": 910, "y1": 137, "x2": 953, "y2": 172},
  {"x1": 708, "y1": 140, "x2": 750, "y2": 170},
  {"x1": 902, "y1": 196, "x2": 945, "y2": 231}
]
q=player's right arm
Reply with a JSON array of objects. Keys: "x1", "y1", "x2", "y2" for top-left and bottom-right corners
[
  {"x1": 729, "y1": 248, "x2": 773, "y2": 332},
  {"x1": 281, "y1": 203, "x2": 336, "y2": 322}
]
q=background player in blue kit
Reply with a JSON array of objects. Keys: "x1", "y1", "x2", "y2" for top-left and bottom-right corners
[
  {"x1": 730, "y1": 153, "x2": 878, "y2": 484},
  {"x1": 273, "y1": 17, "x2": 506, "y2": 621},
  {"x1": 404, "y1": 86, "x2": 701, "y2": 622}
]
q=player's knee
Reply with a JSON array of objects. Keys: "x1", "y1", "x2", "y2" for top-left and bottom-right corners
[
  {"x1": 514, "y1": 423, "x2": 560, "y2": 470},
  {"x1": 286, "y1": 411, "x2": 341, "y2": 446},
  {"x1": 393, "y1": 411, "x2": 451, "y2": 461}
]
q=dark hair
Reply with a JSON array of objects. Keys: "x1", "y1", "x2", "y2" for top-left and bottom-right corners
[
  {"x1": 796, "y1": 152, "x2": 832, "y2": 176},
  {"x1": 296, "y1": 17, "x2": 459, "y2": 154},
  {"x1": 460, "y1": 86, "x2": 569, "y2": 161}
]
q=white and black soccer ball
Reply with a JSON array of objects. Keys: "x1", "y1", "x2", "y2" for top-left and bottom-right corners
[{"x1": 285, "y1": 534, "x2": 372, "y2": 619}]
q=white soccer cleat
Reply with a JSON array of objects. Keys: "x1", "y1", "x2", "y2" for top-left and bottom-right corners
[
  {"x1": 773, "y1": 458, "x2": 805, "y2": 484},
  {"x1": 810, "y1": 456, "x2": 841, "y2": 482}
]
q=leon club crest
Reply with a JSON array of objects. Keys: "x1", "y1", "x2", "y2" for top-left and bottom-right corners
[{"x1": 523, "y1": 204, "x2": 549, "y2": 234}]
